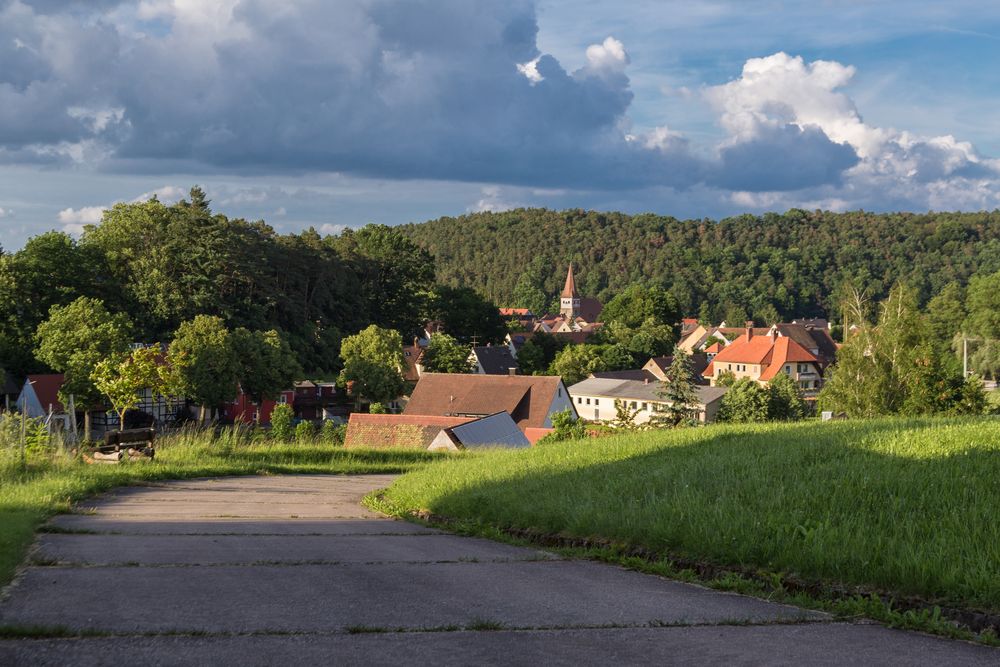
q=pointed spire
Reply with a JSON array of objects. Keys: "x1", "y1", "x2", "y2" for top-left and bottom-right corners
[{"x1": 561, "y1": 263, "x2": 578, "y2": 298}]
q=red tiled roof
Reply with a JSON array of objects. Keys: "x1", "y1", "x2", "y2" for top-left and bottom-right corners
[
  {"x1": 523, "y1": 427, "x2": 555, "y2": 445},
  {"x1": 759, "y1": 337, "x2": 820, "y2": 380},
  {"x1": 704, "y1": 342, "x2": 723, "y2": 354},
  {"x1": 499, "y1": 308, "x2": 533, "y2": 317},
  {"x1": 403, "y1": 373, "x2": 567, "y2": 429},
  {"x1": 344, "y1": 413, "x2": 473, "y2": 449}
]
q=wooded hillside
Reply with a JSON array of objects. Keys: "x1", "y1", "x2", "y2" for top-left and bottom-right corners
[{"x1": 398, "y1": 208, "x2": 1000, "y2": 323}]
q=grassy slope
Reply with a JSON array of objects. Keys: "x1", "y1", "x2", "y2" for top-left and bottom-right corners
[
  {"x1": 383, "y1": 417, "x2": 1000, "y2": 612},
  {"x1": 0, "y1": 437, "x2": 433, "y2": 588}
]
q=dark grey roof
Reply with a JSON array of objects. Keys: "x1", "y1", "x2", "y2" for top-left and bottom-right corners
[
  {"x1": 591, "y1": 369, "x2": 659, "y2": 382},
  {"x1": 445, "y1": 411, "x2": 530, "y2": 449},
  {"x1": 472, "y1": 345, "x2": 519, "y2": 375},
  {"x1": 568, "y1": 377, "x2": 727, "y2": 406}
]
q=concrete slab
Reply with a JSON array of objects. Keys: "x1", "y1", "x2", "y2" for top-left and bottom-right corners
[
  {"x1": 46, "y1": 515, "x2": 441, "y2": 536},
  {"x1": 34, "y1": 533, "x2": 557, "y2": 565},
  {"x1": 1, "y1": 624, "x2": 997, "y2": 667},
  {"x1": 0, "y1": 560, "x2": 822, "y2": 633}
]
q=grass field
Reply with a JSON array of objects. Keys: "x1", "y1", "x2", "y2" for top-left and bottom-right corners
[
  {"x1": 0, "y1": 427, "x2": 433, "y2": 588},
  {"x1": 381, "y1": 417, "x2": 1000, "y2": 614}
]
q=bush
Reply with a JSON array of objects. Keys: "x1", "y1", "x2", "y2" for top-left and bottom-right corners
[
  {"x1": 295, "y1": 420, "x2": 316, "y2": 443},
  {"x1": 368, "y1": 402, "x2": 387, "y2": 414},
  {"x1": 321, "y1": 420, "x2": 346, "y2": 446},
  {"x1": 537, "y1": 408, "x2": 587, "y2": 444},
  {"x1": 270, "y1": 403, "x2": 294, "y2": 442}
]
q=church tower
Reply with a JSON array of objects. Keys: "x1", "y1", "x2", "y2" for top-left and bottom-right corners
[{"x1": 560, "y1": 264, "x2": 581, "y2": 320}]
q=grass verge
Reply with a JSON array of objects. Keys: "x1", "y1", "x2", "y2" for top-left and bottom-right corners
[
  {"x1": 0, "y1": 431, "x2": 433, "y2": 589},
  {"x1": 374, "y1": 417, "x2": 1000, "y2": 642}
]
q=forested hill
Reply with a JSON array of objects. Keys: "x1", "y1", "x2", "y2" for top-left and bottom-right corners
[{"x1": 398, "y1": 208, "x2": 1000, "y2": 323}]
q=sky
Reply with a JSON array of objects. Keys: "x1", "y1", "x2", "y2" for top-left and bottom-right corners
[{"x1": 2, "y1": 0, "x2": 1000, "y2": 249}]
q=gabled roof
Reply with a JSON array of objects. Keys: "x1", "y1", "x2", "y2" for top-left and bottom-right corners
[
  {"x1": 704, "y1": 342, "x2": 723, "y2": 354},
  {"x1": 344, "y1": 413, "x2": 473, "y2": 449},
  {"x1": 561, "y1": 264, "x2": 578, "y2": 298},
  {"x1": 758, "y1": 337, "x2": 821, "y2": 380},
  {"x1": 24, "y1": 374, "x2": 66, "y2": 413},
  {"x1": 430, "y1": 411, "x2": 531, "y2": 451},
  {"x1": 705, "y1": 333, "x2": 820, "y2": 379},
  {"x1": 404, "y1": 373, "x2": 569, "y2": 429},
  {"x1": 499, "y1": 308, "x2": 534, "y2": 318},
  {"x1": 471, "y1": 345, "x2": 518, "y2": 375},
  {"x1": 402, "y1": 344, "x2": 424, "y2": 382}
]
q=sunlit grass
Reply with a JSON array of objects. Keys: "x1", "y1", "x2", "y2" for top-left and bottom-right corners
[
  {"x1": 0, "y1": 426, "x2": 433, "y2": 587},
  {"x1": 383, "y1": 417, "x2": 1000, "y2": 612}
]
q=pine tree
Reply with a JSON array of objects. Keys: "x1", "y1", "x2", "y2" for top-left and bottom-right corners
[{"x1": 656, "y1": 347, "x2": 701, "y2": 426}]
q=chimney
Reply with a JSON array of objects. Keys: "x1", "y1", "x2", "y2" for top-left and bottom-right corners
[
  {"x1": 644, "y1": 377, "x2": 649, "y2": 385},
  {"x1": 745, "y1": 320, "x2": 754, "y2": 342},
  {"x1": 508, "y1": 367, "x2": 518, "y2": 376}
]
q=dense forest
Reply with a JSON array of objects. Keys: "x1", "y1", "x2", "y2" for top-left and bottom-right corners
[
  {"x1": 398, "y1": 208, "x2": 1000, "y2": 324},
  {"x1": 0, "y1": 189, "x2": 504, "y2": 379}
]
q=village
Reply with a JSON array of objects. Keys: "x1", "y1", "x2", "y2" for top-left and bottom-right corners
[{"x1": 6, "y1": 264, "x2": 850, "y2": 454}]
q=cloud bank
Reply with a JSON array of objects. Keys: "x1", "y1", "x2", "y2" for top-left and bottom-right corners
[{"x1": 1, "y1": 0, "x2": 998, "y2": 215}]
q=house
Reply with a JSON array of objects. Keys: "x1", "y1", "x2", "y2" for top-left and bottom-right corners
[
  {"x1": 702, "y1": 323, "x2": 823, "y2": 391},
  {"x1": 292, "y1": 380, "x2": 339, "y2": 420},
  {"x1": 427, "y1": 411, "x2": 531, "y2": 451},
  {"x1": 223, "y1": 387, "x2": 295, "y2": 425},
  {"x1": 499, "y1": 308, "x2": 536, "y2": 330},
  {"x1": 642, "y1": 353, "x2": 710, "y2": 383},
  {"x1": 403, "y1": 373, "x2": 576, "y2": 442},
  {"x1": 469, "y1": 345, "x2": 519, "y2": 375},
  {"x1": 568, "y1": 377, "x2": 728, "y2": 424},
  {"x1": 402, "y1": 339, "x2": 426, "y2": 382},
  {"x1": 344, "y1": 413, "x2": 474, "y2": 449}
]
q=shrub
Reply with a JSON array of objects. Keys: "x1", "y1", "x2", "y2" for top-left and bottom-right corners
[
  {"x1": 295, "y1": 420, "x2": 316, "y2": 443},
  {"x1": 537, "y1": 408, "x2": 587, "y2": 444},
  {"x1": 270, "y1": 403, "x2": 294, "y2": 442},
  {"x1": 368, "y1": 402, "x2": 387, "y2": 414},
  {"x1": 321, "y1": 420, "x2": 346, "y2": 446}
]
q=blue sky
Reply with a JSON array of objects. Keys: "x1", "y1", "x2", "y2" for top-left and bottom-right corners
[{"x1": 2, "y1": 0, "x2": 999, "y2": 249}]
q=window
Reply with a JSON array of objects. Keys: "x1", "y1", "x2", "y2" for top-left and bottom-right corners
[
  {"x1": 785, "y1": 365, "x2": 791, "y2": 374},
  {"x1": 279, "y1": 395, "x2": 288, "y2": 404},
  {"x1": 641, "y1": 402, "x2": 648, "y2": 411},
  {"x1": 594, "y1": 408, "x2": 599, "y2": 420},
  {"x1": 594, "y1": 399, "x2": 599, "y2": 406},
  {"x1": 630, "y1": 401, "x2": 637, "y2": 409},
  {"x1": 586, "y1": 398, "x2": 591, "y2": 405},
  {"x1": 558, "y1": 388, "x2": 562, "y2": 397}
]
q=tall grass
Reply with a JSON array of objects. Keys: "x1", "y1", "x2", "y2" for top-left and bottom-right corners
[
  {"x1": 383, "y1": 417, "x2": 1000, "y2": 612},
  {"x1": 0, "y1": 423, "x2": 434, "y2": 587}
]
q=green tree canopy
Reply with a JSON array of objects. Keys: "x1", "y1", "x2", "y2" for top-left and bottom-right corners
[
  {"x1": 549, "y1": 344, "x2": 606, "y2": 385},
  {"x1": 167, "y1": 315, "x2": 239, "y2": 422},
  {"x1": 231, "y1": 328, "x2": 302, "y2": 416},
  {"x1": 92, "y1": 345, "x2": 163, "y2": 431},
  {"x1": 766, "y1": 372, "x2": 808, "y2": 421},
  {"x1": 34, "y1": 296, "x2": 132, "y2": 439},
  {"x1": 717, "y1": 377, "x2": 770, "y2": 423},
  {"x1": 423, "y1": 285, "x2": 505, "y2": 344},
  {"x1": 601, "y1": 284, "x2": 680, "y2": 329},
  {"x1": 420, "y1": 333, "x2": 473, "y2": 374},
  {"x1": 655, "y1": 348, "x2": 701, "y2": 426},
  {"x1": 339, "y1": 325, "x2": 406, "y2": 405}
]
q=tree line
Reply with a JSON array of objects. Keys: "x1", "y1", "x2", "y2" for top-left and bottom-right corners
[{"x1": 0, "y1": 188, "x2": 505, "y2": 381}]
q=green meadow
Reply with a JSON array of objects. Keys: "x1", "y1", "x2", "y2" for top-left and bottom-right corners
[{"x1": 382, "y1": 417, "x2": 1000, "y2": 613}]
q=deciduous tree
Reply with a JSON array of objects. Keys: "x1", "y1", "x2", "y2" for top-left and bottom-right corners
[{"x1": 339, "y1": 325, "x2": 406, "y2": 405}]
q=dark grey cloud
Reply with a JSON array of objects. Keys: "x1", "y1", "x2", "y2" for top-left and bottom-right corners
[
  {"x1": 2, "y1": 0, "x2": 989, "y2": 202},
  {"x1": 713, "y1": 123, "x2": 859, "y2": 191}
]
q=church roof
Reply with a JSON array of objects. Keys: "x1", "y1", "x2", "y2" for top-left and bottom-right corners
[{"x1": 561, "y1": 264, "x2": 578, "y2": 298}]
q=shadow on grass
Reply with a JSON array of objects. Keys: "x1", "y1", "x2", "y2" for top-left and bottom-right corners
[{"x1": 387, "y1": 418, "x2": 1000, "y2": 613}]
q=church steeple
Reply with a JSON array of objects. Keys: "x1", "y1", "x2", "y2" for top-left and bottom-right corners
[{"x1": 560, "y1": 264, "x2": 581, "y2": 319}]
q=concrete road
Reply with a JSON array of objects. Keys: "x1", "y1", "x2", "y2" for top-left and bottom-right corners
[{"x1": 0, "y1": 475, "x2": 996, "y2": 665}]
